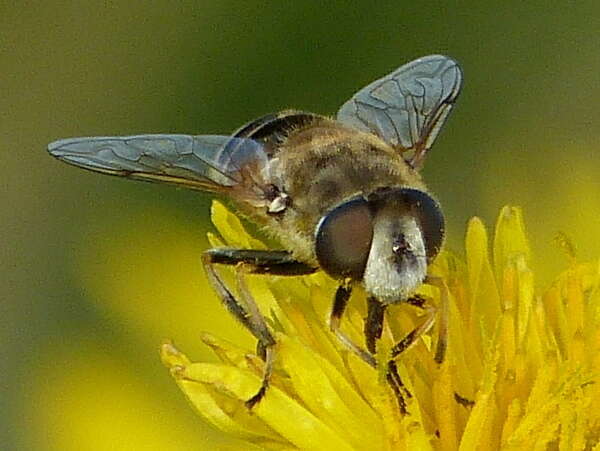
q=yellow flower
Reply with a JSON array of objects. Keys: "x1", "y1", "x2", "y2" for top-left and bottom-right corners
[{"x1": 161, "y1": 202, "x2": 600, "y2": 450}]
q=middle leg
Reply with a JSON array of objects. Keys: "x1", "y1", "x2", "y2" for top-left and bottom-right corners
[{"x1": 202, "y1": 248, "x2": 316, "y2": 407}]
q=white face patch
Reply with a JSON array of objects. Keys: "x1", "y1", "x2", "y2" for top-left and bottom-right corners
[{"x1": 363, "y1": 209, "x2": 427, "y2": 305}]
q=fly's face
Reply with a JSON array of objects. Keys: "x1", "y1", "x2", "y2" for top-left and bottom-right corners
[
  {"x1": 48, "y1": 55, "x2": 463, "y2": 410},
  {"x1": 314, "y1": 187, "x2": 444, "y2": 305}
]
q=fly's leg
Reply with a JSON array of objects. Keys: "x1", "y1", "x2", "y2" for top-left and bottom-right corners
[
  {"x1": 365, "y1": 296, "x2": 385, "y2": 355},
  {"x1": 389, "y1": 295, "x2": 437, "y2": 360},
  {"x1": 424, "y1": 276, "x2": 449, "y2": 364},
  {"x1": 384, "y1": 276, "x2": 457, "y2": 413},
  {"x1": 201, "y1": 252, "x2": 274, "y2": 408},
  {"x1": 365, "y1": 296, "x2": 415, "y2": 414},
  {"x1": 364, "y1": 294, "x2": 437, "y2": 415},
  {"x1": 328, "y1": 283, "x2": 376, "y2": 368},
  {"x1": 386, "y1": 360, "x2": 409, "y2": 415},
  {"x1": 390, "y1": 277, "x2": 449, "y2": 365},
  {"x1": 329, "y1": 287, "x2": 429, "y2": 414},
  {"x1": 205, "y1": 249, "x2": 317, "y2": 276},
  {"x1": 329, "y1": 274, "x2": 455, "y2": 414},
  {"x1": 329, "y1": 287, "x2": 413, "y2": 414},
  {"x1": 424, "y1": 276, "x2": 473, "y2": 407},
  {"x1": 202, "y1": 248, "x2": 316, "y2": 408}
]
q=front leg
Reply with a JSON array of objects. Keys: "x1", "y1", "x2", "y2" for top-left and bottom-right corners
[
  {"x1": 389, "y1": 295, "x2": 437, "y2": 360},
  {"x1": 202, "y1": 248, "x2": 316, "y2": 407},
  {"x1": 365, "y1": 296, "x2": 412, "y2": 414},
  {"x1": 365, "y1": 296, "x2": 385, "y2": 355},
  {"x1": 328, "y1": 283, "x2": 377, "y2": 368}
]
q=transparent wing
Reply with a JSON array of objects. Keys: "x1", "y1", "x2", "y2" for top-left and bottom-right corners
[
  {"x1": 48, "y1": 134, "x2": 269, "y2": 192},
  {"x1": 337, "y1": 55, "x2": 462, "y2": 169}
]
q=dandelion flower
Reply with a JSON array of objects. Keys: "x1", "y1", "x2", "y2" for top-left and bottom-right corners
[{"x1": 161, "y1": 202, "x2": 600, "y2": 450}]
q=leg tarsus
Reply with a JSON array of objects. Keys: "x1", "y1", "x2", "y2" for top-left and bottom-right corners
[
  {"x1": 454, "y1": 391, "x2": 475, "y2": 408},
  {"x1": 405, "y1": 293, "x2": 427, "y2": 309},
  {"x1": 234, "y1": 266, "x2": 277, "y2": 409},
  {"x1": 245, "y1": 345, "x2": 275, "y2": 409},
  {"x1": 384, "y1": 293, "x2": 437, "y2": 416},
  {"x1": 386, "y1": 360, "x2": 408, "y2": 415}
]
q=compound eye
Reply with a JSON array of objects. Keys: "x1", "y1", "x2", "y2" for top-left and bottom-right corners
[
  {"x1": 401, "y1": 189, "x2": 445, "y2": 261},
  {"x1": 315, "y1": 197, "x2": 374, "y2": 279}
]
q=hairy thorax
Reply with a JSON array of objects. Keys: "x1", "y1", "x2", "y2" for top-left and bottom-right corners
[{"x1": 261, "y1": 121, "x2": 426, "y2": 264}]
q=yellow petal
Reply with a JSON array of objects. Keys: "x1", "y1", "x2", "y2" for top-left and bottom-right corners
[
  {"x1": 277, "y1": 334, "x2": 384, "y2": 450},
  {"x1": 465, "y1": 217, "x2": 501, "y2": 344},
  {"x1": 211, "y1": 200, "x2": 266, "y2": 250},
  {"x1": 493, "y1": 206, "x2": 530, "y2": 275},
  {"x1": 432, "y1": 361, "x2": 458, "y2": 451},
  {"x1": 459, "y1": 337, "x2": 500, "y2": 450},
  {"x1": 161, "y1": 343, "x2": 281, "y2": 444},
  {"x1": 163, "y1": 203, "x2": 600, "y2": 449},
  {"x1": 177, "y1": 362, "x2": 357, "y2": 451},
  {"x1": 515, "y1": 255, "x2": 534, "y2": 349},
  {"x1": 199, "y1": 332, "x2": 252, "y2": 368}
]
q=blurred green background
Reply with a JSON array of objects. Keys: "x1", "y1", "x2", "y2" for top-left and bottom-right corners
[{"x1": 3, "y1": 2, "x2": 600, "y2": 449}]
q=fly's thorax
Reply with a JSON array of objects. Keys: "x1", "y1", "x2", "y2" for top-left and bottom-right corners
[
  {"x1": 271, "y1": 124, "x2": 423, "y2": 248},
  {"x1": 248, "y1": 121, "x2": 429, "y2": 266},
  {"x1": 363, "y1": 202, "x2": 428, "y2": 305}
]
